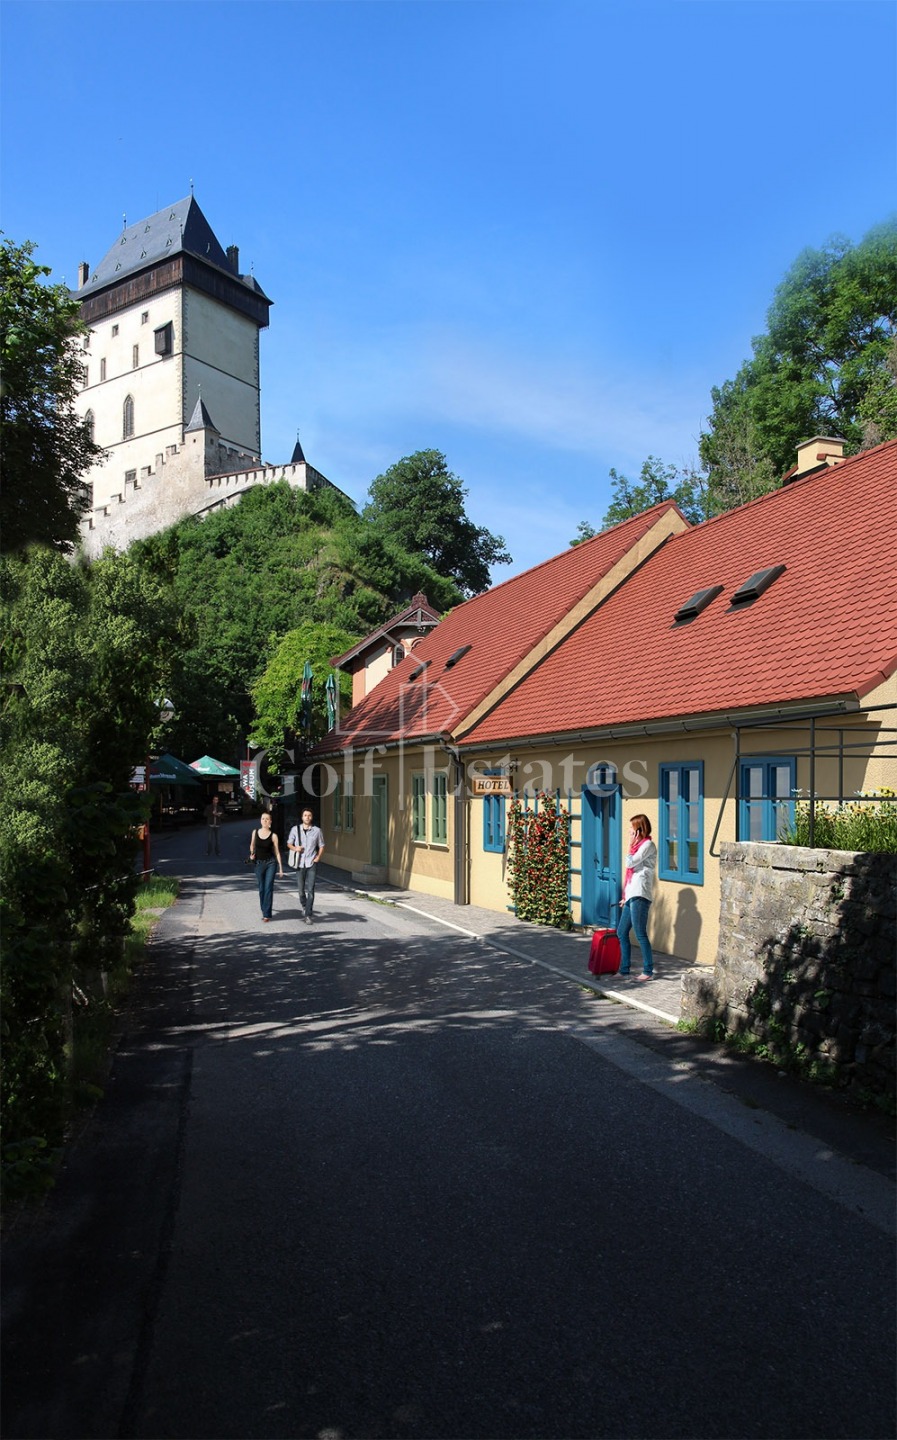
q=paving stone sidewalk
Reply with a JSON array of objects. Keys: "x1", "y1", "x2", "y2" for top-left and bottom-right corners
[{"x1": 316, "y1": 863, "x2": 695, "y2": 1025}]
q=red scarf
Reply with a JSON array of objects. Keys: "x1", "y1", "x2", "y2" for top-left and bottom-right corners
[{"x1": 624, "y1": 835, "x2": 649, "y2": 891}]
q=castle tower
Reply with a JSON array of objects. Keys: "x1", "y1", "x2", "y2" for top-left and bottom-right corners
[{"x1": 74, "y1": 197, "x2": 271, "y2": 514}]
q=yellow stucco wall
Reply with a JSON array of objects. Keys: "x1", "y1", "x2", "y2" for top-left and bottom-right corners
[{"x1": 320, "y1": 748, "x2": 455, "y2": 898}]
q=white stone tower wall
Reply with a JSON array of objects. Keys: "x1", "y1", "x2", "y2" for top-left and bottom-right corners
[
  {"x1": 181, "y1": 291, "x2": 261, "y2": 456},
  {"x1": 76, "y1": 291, "x2": 184, "y2": 510}
]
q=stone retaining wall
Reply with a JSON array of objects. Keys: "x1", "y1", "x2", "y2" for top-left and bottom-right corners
[{"x1": 681, "y1": 841, "x2": 896, "y2": 1098}]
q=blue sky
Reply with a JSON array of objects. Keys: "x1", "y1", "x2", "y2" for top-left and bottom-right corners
[{"x1": 2, "y1": 0, "x2": 894, "y2": 580}]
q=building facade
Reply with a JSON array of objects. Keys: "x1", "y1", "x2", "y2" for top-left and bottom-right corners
[{"x1": 312, "y1": 439, "x2": 897, "y2": 967}]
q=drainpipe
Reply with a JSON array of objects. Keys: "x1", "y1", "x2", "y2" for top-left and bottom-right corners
[{"x1": 439, "y1": 734, "x2": 467, "y2": 905}]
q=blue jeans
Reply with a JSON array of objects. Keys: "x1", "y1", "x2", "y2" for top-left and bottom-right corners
[
  {"x1": 298, "y1": 863, "x2": 318, "y2": 916},
  {"x1": 617, "y1": 898, "x2": 653, "y2": 975},
  {"x1": 255, "y1": 859, "x2": 276, "y2": 919}
]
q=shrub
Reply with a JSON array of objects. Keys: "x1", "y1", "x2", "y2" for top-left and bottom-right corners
[
  {"x1": 782, "y1": 788, "x2": 897, "y2": 852},
  {"x1": 507, "y1": 792, "x2": 574, "y2": 930}
]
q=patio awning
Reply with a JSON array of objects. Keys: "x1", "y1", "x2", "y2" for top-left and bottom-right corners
[
  {"x1": 189, "y1": 754, "x2": 241, "y2": 777},
  {"x1": 150, "y1": 752, "x2": 203, "y2": 787}
]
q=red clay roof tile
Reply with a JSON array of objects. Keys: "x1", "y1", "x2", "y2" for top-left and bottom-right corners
[{"x1": 312, "y1": 504, "x2": 681, "y2": 751}]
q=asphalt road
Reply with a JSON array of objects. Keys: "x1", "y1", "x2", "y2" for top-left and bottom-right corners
[{"x1": 3, "y1": 819, "x2": 895, "y2": 1440}]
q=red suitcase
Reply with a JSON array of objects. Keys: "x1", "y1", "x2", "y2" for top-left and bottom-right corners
[{"x1": 588, "y1": 927, "x2": 621, "y2": 975}]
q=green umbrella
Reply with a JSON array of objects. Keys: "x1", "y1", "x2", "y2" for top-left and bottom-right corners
[
  {"x1": 189, "y1": 754, "x2": 241, "y2": 777},
  {"x1": 149, "y1": 752, "x2": 203, "y2": 787}
]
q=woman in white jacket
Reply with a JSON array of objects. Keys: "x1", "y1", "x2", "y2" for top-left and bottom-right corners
[{"x1": 617, "y1": 813, "x2": 657, "y2": 980}]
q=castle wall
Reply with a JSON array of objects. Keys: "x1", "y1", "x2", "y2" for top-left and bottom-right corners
[{"x1": 79, "y1": 453, "x2": 337, "y2": 559}]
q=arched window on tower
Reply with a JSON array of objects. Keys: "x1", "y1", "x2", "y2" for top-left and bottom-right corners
[
  {"x1": 85, "y1": 409, "x2": 95, "y2": 443},
  {"x1": 123, "y1": 394, "x2": 134, "y2": 440}
]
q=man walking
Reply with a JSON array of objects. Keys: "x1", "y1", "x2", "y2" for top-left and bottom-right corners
[
  {"x1": 204, "y1": 794, "x2": 222, "y2": 856},
  {"x1": 287, "y1": 808, "x2": 325, "y2": 923}
]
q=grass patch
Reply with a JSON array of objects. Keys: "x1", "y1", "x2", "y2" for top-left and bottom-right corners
[{"x1": 70, "y1": 875, "x2": 180, "y2": 1101}]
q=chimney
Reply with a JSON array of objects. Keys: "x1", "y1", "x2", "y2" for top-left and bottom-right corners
[
  {"x1": 226, "y1": 244, "x2": 239, "y2": 274},
  {"x1": 78, "y1": 261, "x2": 90, "y2": 288},
  {"x1": 788, "y1": 435, "x2": 847, "y2": 482}
]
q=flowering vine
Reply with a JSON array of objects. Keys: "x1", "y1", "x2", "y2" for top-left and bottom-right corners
[{"x1": 507, "y1": 791, "x2": 573, "y2": 930}]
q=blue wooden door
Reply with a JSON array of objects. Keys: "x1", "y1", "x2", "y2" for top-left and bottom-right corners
[{"x1": 581, "y1": 780, "x2": 621, "y2": 927}]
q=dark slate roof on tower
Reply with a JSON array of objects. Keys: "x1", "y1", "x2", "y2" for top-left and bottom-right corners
[
  {"x1": 185, "y1": 396, "x2": 219, "y2": 432},
  {"x1": 79, "y1": 197, "x2": 270, "y2": 300},
  {"x1": 291, "y1": 436, "x2": 306, "y2": 464}
]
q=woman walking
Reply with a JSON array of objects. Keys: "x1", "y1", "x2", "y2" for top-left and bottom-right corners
[
  {"x1": 249, "y1": 810, "x2": 284, "y2": 922},
  {"x1": 617, "y1": 813, "x2": 657, "y2": 980}
]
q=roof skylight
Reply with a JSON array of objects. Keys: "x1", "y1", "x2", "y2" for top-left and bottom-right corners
[
  {"x1": 730, "y1": 565, "x2": 786, "y2": 606},
  {"x1": 674, "y1": 585, "x2": 723, "y2": 623}
]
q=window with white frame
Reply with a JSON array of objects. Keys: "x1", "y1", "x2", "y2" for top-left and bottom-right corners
[
  {"x1": 412, "y1": 773, "x2": 427, "y2": 842},
  {"x1": 431, "y1": 772, "x2": 448, "y2": 844},
  {"x1": 122, "y1": 394, "x2": 134, "y2": 439},
  {"x1": 660, "y1": 762, "x2": 703, "y2": 883}
]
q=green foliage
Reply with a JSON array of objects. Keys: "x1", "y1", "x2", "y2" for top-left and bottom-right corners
[
  {"x1": 701, "y1": 218, "x2": 897, "y2": 486},
  {"x1": 250, "y1": 621, "x2": 355, "y2": 769},
  {"x1": 576, "y1": 218, "x2": 897, "y2": 540},
  {"x1": 781, "y1": 790, "x2": 897, "y2": 853},
  {"x1": 363, "y1": 449, "x2": 511, "y2": 596},
  {"x1": 569, "y1": 520, "x2": 598, "y2": 546},
  {"x1": 597, "y1": 455, "x2": 709, "y2": 531},
  {"x1": 0, "y1": 236, "x2": 104, "y2": 554},
  {"x1": 506, "y1": 792, "x2": 573, "y2": 929},
  {"x1": 132, "y1": 481, "x2": 459, "y2": 760},
  {"x1": 0, "y1": 546, "x2": 177, "y2": 1194},
  {"x1": 858, "y1": 333, "x2": 897, "y2": 448}
]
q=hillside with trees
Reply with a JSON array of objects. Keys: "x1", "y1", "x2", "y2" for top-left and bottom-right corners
[{"x1": 129, "y1": 476, "x2": 470, "y2": 767}]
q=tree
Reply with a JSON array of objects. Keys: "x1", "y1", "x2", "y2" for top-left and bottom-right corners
[
  {"x1": 249, "y1": 622, "x2": 356, "y2": 770},
  {"x1": 570, "y1": 457, "x2": 708, "y2": 540},
  {"x1": 132, "y1": 481, "x2": 459, "y2": 762},
  {"x1": 363, "y1": 450, "x2": 511, "y2": 596},
  {"x1": 0, "y1": 546, "x2": 177, "y2": 1185},
  {"x1": 0, "y1": 237, "x2": 104, "y2": 554},
  {"x1": 858, "y1": 333, "x2": 897, "y2": 448},
  {"x1": 700, "y1": 218, "x2": 897, "y2": 488}
]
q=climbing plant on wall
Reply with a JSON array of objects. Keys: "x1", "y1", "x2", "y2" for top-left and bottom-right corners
[{"x1": 507, "y1": 792, "x2": 573, "y2": 930}]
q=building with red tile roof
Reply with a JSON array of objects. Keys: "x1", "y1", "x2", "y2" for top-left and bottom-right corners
[{"x1": 313, "y1": 439, "x2": 897, "y2": 965}]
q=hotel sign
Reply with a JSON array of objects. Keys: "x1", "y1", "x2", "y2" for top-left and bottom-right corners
[{"x1": 471, "y1": 775, "x2": 513, "y2": 797}]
